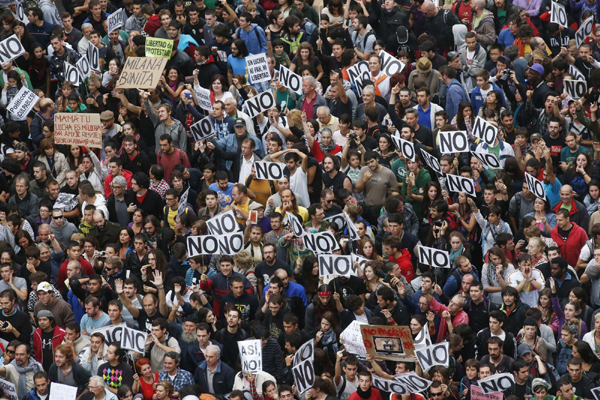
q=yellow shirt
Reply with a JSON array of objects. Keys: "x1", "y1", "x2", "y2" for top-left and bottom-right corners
[{"x1": 275, "y1": 205, "x2": 309, "y2": 223}]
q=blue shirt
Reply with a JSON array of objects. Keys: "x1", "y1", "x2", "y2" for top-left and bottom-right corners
[
  {"x1": 264, "y1": 280, "x2": 308, "y2": 306},
  {"x1": 228, "y1": 53, "x2": 251, "y2": 83},
  {"x1": 417, "y1": 105, "x2": 432, "y2": 129},
  {"x1": 544, "y1": 177, "x2": 562, "y2": 209},
  {"x1": 80, "y1": 311, "x2": 111, "y2": 333},
  {"x1": 498, "y1": 28, "x2": 515, "y2": 48},
  {"x1": 209, "y1": 182, "x2": 234, "y2": 207}
]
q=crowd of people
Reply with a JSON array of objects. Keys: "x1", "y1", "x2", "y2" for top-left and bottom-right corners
[{"x1": 0, "y1": 0, "x2": 600, "y2": 398}]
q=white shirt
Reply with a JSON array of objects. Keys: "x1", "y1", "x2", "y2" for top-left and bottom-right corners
[
  {"x1": 289, "y1": 168, "x2": 310, "y2": 208},
  {"x1": 507, "y1": 268, "x2": 545, "y2": 307},
  {"x1": 239, "y1": 154, "x2": 256, "y2": 184},
  {"x1": 370, "y1": 71, "x2": 390, "y2": 99}
]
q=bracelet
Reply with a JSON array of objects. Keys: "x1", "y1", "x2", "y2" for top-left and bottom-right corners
[{"x1": 156, "y1": 285, "x2": 164, "y2": 290}]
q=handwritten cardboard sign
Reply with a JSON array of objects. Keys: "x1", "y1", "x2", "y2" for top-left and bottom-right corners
[
  {"x1": 54, "y1": 113, "x2": 102, "y2": 148},
  {"x1": 116, "y1": 57, "x2": 169, "y2": 89},
  {"x1": 360, "y1": 325, "x2": 415, "y2": 361},
  {"x1": 145, "y1": 37, "x2": 173, "y2": 57}
]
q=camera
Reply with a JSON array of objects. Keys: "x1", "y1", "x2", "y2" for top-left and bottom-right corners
[
  {"x1": 374, "y1": 269, "x2": 386, "y2": 279},
  {"x1": 435, "y1": 220, "x2": 444, "y2": 227},
  {"x1": 349, "y1": 133, "x2": 358, "y2": 141},
  {"x1": 500, "y1": 68, "x2": 512, "y2": 80},
  {"x1": 586, "y1": 89, "x2": 600, "y2": 103}
]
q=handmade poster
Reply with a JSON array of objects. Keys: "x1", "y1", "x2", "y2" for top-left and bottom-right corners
[
  {"x1": 116, "y1": 57, "x2": 169, "y2": 89},
  {"x1": 145, "y1": 38, "x2": 173, "y2": 57},
  {"x1": 360, "y1": 325, "x2": 415, "y2": 361},
  {"x1": 54, "y1": 113, "x2": 102, "y2": 148}
]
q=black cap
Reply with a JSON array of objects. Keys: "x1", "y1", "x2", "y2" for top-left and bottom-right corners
[
  {"x1": 396, "y1": 26, "x2": 408, "y2": 44},
  {"x1": 234, "y1": 118, "x2": 246, "y2": 127}
]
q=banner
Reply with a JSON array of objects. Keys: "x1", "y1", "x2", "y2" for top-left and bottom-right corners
[
  {"x1": 91, "y1": 323, "x2": 126, "y2": 343},
  {"x1": 116, "y1": 57, "x2": 169, "y2": 89},
  {"x1": 54, "y1": 113, "x2": 102, "y2": 148},
  {"x1": 323, "y1": 213, "x2": 347, "y2": 231},
  {"x1": 190, "y1": 117, "x2": 215, "y2": 142},
  {"x1": 318, "y1": 254, "x2": 355, "y2": 277},
  {"x1": 395, "y1": 372, "x2": 433, "y2": 393},
  {"x1": 0, "y1": 377, "x2": 17, "y2": 400},
  {"x1": 246, "y1": 53, "x2": 271, "y2": 84},
  {"x1": 471, "y1": 386, "x2": 504, "y2": 400},
  {"x1": 339, "y1": 320, "x2": 367, "y2": 357},
  {"x1": 206, "y1": 209, "x2": 240, "y2": 235},
  {"x1": 6, "y1": 86, "x2": 37, "y2": 119},
  {"x1": 187, "y1": 232, "x2": 244, "y2": 256},
  {"x1": 145, "y1": 38, "x2": 173, "y2": 57},
  {"x1": 120, "y1": 326, "x2": 147, "y2": 353},
  {"x1": 373, "y1": 376, "x2": 409, "y2": 395},
  {"x1": 254, "y1": 161, "x2": 285, "y2": 180},
  {"x1": 361, "y1": 325, "x2": 416, "y2": 361},
  {"x1": 0, "y1": 35, "x2": 25, "y2": 65},
  {"x1": 107, "y1": 8, "x2": 124, "y2": 33},
  {"x1": 239, "y1": 339, "x2": 262, "y2": 372}
]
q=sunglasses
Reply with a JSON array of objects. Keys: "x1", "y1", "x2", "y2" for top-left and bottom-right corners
[{"x1": 52, "y1": 215, "x2": 63, "y2": 220}]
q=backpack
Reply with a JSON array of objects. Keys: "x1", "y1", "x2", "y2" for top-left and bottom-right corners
[
  {"x1": 236, "y1": 26, "x2": 261, "y2": 43},
  {"x1": 353, "y1": 30, "x2": 375, "y2": 50}
]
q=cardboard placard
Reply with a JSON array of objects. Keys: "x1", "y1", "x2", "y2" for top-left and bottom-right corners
[
  {"x1": 239, "y1": 339, "x2": 262, "y2": 372},
  {"x1": 551, "y1": 2, "x2": 568, "y2": 27},
  {"x1": 395, "y1": 372, "x2": 433, "y2": 394},
  {"x1": 279, "y1": 65, "x2": 302, "y2": 94},
  {"x1": 190, "y1": 117, "x2": 215, "y2": 142},
  {"x1": 418, "y1": 245, "x2": 450, "y2": 268},
  {"x1": 421, "y1": 149, "x2": 442, "y2": 174},
  {"x1": 303, "y1": 230, "x2": 341, "y2": 254},
  {"x1": 54, "y1": 113, "x2": 102, "y2": 148},
  {"x1": 525, "y1": 172, "x2": 546, "y2": 200},
  {"x1": 373, "y1": 376, "x2": 409, "y2": 395},
  {"x1": 177, "y1": 188, "x2": 189, "y2": 218},
  {"x1": 415, "y1": 341, "x2": 449, "y2": 372},
  {"x1": 255, "y1": 161, "x2": 285, "y2": 180},
  {"x1": 379, "y1": 50, "x2": 405, "y2": 76},
  {"x1": 246, "y1": 53, "x2": 271, "y2": 84},
  {"x1": 345, "y1": 213, "x2": 360, "y2": 241},
  {"x1": 391, "y1": 134, "x2": 415, "y2": 162},
  {"x1": 288, "y1": 213, "x2": 305, "y2": 237},
  {"x1": 15, "y1": 1, "x2": 24, "y2": 20},
  {"x1": 570, "y1": 64, "x2": 586, "y2": 81},
  {"x1": 478, "y1": 373, "x2": 515, "y2": 394},
  {"x1": 195, "y1": 86, "x2": 213, "y2": 112},
  {"x1": 339, "y1": 320, "x2": 367, "y2": 357},
  {"x1": 187, "y1": 232, "x2": 244, "y2": 256},
  {"x1": 591, "y1": 386, "x2": 600, "y2": 400},
  {"x1": 471, "y1": 385, "x2": 504, "y2": 400},
  {"x1": 91, "y1": 323, "x2": 126, "y2": 343},
  {"x1": 145, "y1": 37, "x2": 173, "y2": 57},
  {"x1": 116, "y1": 57, "x2": 169, "y2": 89},
  {"x1": 472, "y1": 117, "x2": 498, "y2": 146},
  {"x1": 76, "y1": 55, "x2": 90, "y2": 80},
  {"x1": 413, "y1": 323, "x2": 432, "y2": 349},
  {"x1": 293, "y1": 339, "x2": 314, "y2": 366},
  {"x1": 564, "y1": 79, "x2": 587, "y2": 100},
  {"x1": 323, "y1": 213, "x2": 347, "y2": 231},
  {"x1": 471, "y1": 150, "x2": 500, "y2": 170},
  {"x1": 360, "y1": 325, "x2": 415, "y2": 361},
  {"x1": 0, "y1": 377, "x2": 17, "y2": 400},
  {"x1": 49, "y1": 383, "x2": 78, "y2": 400},
  {"x1": 6, "y1": 86, "x2": 38, "y2": 119},
  {"x1": 87, "y1": 44, "x2": 100, "y2": 71},
  {"x1": 347, "y1": 60, "x2": 370, "y2": 96},
  {"x1": 120, "y1": 326, "x2": 147, "y2": 353},
  {"x1": 0, "y1": 35, "x2": 25, "y2": 65},
  {"x1": 292, "y1": 359, "x2": 315, "y2": 395},
  {"x1": 107, "y1": 8, "x2": 124, "y2": 33},
  {"x1": 439, "y1": 131, "x2": 470, "y2": 154},
  {"x1": 446, "y1": 173, "x2": 477, "y2": 197},
  {"x1": 318, "y1": 254, "x2": 355, "y2": 277},
  {"x1": 245, "y1": 90, "x2": 276, "y2": 118},
  {"x1": 576, "y1": 17, "x2": 594, "y2": 48},
  {"x1": 206, "y1": 209, "x2": 240, "y2": 235},
  {"x1": 64, "y1": 61, "x2": 81, "y2": 85}
]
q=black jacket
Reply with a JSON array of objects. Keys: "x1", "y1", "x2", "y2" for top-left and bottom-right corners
[{"x1": 48, "y1": 362, "x2": 91, "y2": 397}]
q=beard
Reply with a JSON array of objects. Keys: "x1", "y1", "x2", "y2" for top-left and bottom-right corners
[{"x1": 181, "y1": 331, "x2": 197, "y2": 344}]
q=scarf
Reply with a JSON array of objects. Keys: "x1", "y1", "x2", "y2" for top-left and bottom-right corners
[
  {"x1": 273, "y1": 51, "x2": 289, "y2": 67},
  {"x1": 356, "y1": 387, "x2": 372, "y2": 399},
  {"x1": 319, "y1": 141, "x2": 336, "y2": 155},
  {"x1": 487, "y1": 261, "x2": 508, "y2": 290},
  {"x1": 321, "y1": 328, "x2": 338, "y2": 353},
  {"x1": 449, "y1": 244, "x2": 463, "y2": 268},
  {"x1": 12, "y1": 357, "x2": 42, "y2": 398}
]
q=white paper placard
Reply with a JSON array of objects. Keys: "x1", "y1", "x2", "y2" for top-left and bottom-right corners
[
  {"x1": 6, "y1": 86, "x2": 38, "y2": 119},
  {"x1": 246, "y1": 53, "x2": 270, "y2": 84}
]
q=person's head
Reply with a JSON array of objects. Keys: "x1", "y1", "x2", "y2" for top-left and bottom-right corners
[
  {"x1": 501, "y1": 286, "x2": 519, "y2": 307},
  {"x1": 487, "y1": 336, "x2": 503, "y2": 360},
  {"x1": 557, "y1": 377, "x2": 575, "y2": 400},
  {"x1": 465, "y1": 32, "x2": 477, "y2": 52},
  {"x1": 54, "y1": 344, "x2": 74, "y2": 368}
]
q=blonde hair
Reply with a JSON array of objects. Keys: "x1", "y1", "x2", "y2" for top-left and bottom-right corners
[{"x1": 233, "y1": 250, "x2": 253, "y2": 271}]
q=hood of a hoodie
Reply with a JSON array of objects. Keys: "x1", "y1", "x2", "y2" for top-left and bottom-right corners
[{"x1": 479, "y1": 9, "x2": 495, "y2": 24}]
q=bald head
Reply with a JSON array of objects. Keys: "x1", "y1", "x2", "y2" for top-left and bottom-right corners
[{"x1": 421, "y1": 1, "x2": 436, "y2": 13}]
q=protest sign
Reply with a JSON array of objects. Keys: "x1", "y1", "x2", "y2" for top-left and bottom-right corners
[
  {"x1": 247, "y1": 53, "x2": 271, "y2": 84},
  {"x1": 351, "y1": 253, "x2": 369, "y2": 273},
  {"x1": 107, "y1": 8, "x2": 124, "y2": 33},
  {"x1": 361, "y1": 325, "x2": 415, "y2": 361},
  {"x1": 379, "y1": 50, "x2": 405, "y2": 76},
  {"x1": 121, "y1": 326, "x2": 147, "y2": 353},
  {"x1": 279, "y1": 65, "x2": 302, "y2": 94},
  {"x1": 0, "y1": 35, "x2": 25, "y2": 65},
  {"x1": 195, "y1": 86, "x2": 213, "y2": 112},
  {"x1": 413, "y1": 323, "x2": 432, "y2": 349},
  {"x1": 54, "y1": 193, "x2": 78, "y2": 212},
  {"x1": 395, "y1": 372, "x2": 433, "y2": 393},
  {"x1": 49, "y1": 383, "x2": 78, "y2": 400},
  {"x1": 439, "y1": 131, "x2": 470, "y2": 154},
  {"x1": 446, "y1": 173, "x2": 476, "y2": 197},
  {"x1": 187, "y1": 232, "x2": 244, "y2": 256},
  {"x1": 288, "y1": 213, "x2": 305, "y2": 237},
  {"x1": 145, "y1": 38, "x2": 173, "y2": 57},
  {"x1": 570, "y1": 65, "x2": 586, "y2": 81},
  {"x1": 87, "y1": 44, "x2": 100, "y2": 71},
  {"x1": 303, "y1": 231, "x2": 341, "y2": 254},
  {"x1": 347, "y1": 61, "x2": 370, "y2": 96},
  {"x1": 318, "y1": 255, "x2": 355, "y2": 277},
  {"x1": 245, "y1": 90, "x2": 276, "y2": 118},
  {"x1": 471, "y1": 386, "x2": 504, "y2": 400},
  {"x1": 190, "y1": 117, "x2": 215, "y2": 142},
  {"x1": 373, "y1": 376, "x2": 409, "y2": 395},
  {"x1": 92, "y1": 323, "x2": 126, "y2": 343},
  {"x1": 177, "y1": 188, "x2": 189, "y2": 218},
  {"x1": 479, "y1": 373, "x2": 515, "y2": 394},
  {"x1": 525, "y1": 172, "x2": 546, "y2": 200},
  {"x1": 76, "y1": 55, "x2": 90, "y2": 80},
  {"x1": 64, "y1": 62, "x2": 81, "y2": 85},
  {"x1": 345, "y1": 214, "x2": 360, "y2": 241},
  {"x1": 471, "y1": 150, "x2": 500, "y2": 170},
  {"x1": 421, "y1": 149, "x2": 442, "y2": 174},
  {"x1": 340, "y1": 320, "x2": 367, "y2": 357},
  {"x1": 6, "y1": 86, "x2": 37, "y2": 120},
  {"x1": 16, "y1": 1, "x2": 23, "y2": 20},
  {"x1": 255, "y1": 161, "x2": 285, "y2": 180},
  {"x1": 418, "y1": 246, "x2": 450, "y2": 268},
  {"x1": 576, "y1": 17, "x2": 594, "y2": 47},
  {"x1": 206, "y1": 210, "x2": 239, "y2": 235},
  {"x1": 551, "y1": 2, "x2": 568, "y2": 27},
  {"x1": 415, "y1": 342, "x2": 449, "y2": 372},
  {"x1": 391, "y1": 135, "x2": 415, "y2": 162},
  {"x1": 324, "y1": 213, "x2": 347, "y2": 231},
  {"x1": 564, "y1": 79, "x2": 587, "y2": 100},
  {"x1": 472, "y1": 117, "x2": 498, "y2": 146},
  {"x1": 292, "y1": 359, "x2": 315, "y2": 395},
  {"x1": 0, "y1": 378, "x2": 17, "y2": 400},
  {"x1": 239, "y1": 339, "x2": 262, "y2": 372},
  {"x1": 591, "y1": 387, "x2": 600, "y2": 400},
  {"x1": 54, "y1": 113, "x2": 102, "y2": 148},
  {"x1": 294, "y1": 339, "x2": 314, "y2": 366},
  {"x1": 116, "y1": 57, "x2": 169, "y2": 89}
]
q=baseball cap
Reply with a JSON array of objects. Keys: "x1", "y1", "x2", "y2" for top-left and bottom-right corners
[
  {"x1": 530, "y1": 133, "x2": 542, "y2": 142},
  {"x1": 527, "y1": 63, "x2": 545, "y2": 76},
  {"x1": 517, "y1": 343, "x2": 532, "y2": 357},
  {"x1": 396, "y1": 26, "x2": 408, "y2": 44},
  {"x1": 234, "y1": 118, "x2": 246, "y2": 127},
  {"x1": 100, "y1": 110, "x2": 114, "y2": 120},
  {"x1": 447, "y1": 51, "x2": 460, "y2": 62},
  {"x1": 37, "y1": 281, "x2": 53, "y2": 292}
]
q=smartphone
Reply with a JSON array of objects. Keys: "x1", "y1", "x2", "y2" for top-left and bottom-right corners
[
  {"x1": 185, "y1": 92, "x2": 193, "y2": 99},
  {"x1": 250, "y1": 210, "x2": 258, "y2": 223}
]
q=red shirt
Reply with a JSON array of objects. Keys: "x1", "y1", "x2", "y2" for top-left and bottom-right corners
[
  {"x1": 301, "y1": 94, "x2": 317, "y2": 119},
  {"x1": 389, "y1": 249, "x2": 415, "y2": 282}
]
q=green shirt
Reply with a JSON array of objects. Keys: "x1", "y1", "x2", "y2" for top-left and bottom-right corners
[{"x1": 401, "y1": 167, "x2": 432, "y2": 220}]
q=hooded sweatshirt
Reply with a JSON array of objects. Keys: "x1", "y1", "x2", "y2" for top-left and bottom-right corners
[
  {"x1": 125, "y1": 13, "x2": 146, "y2": 33},
  {"x1": 50, "y1": 219, "x2": 78, "y2": 247},
  {"x1": 38, "y1": 0, "x2": 62, "y2": 26},
  {"x1": 473, "y1": 9, "x2": 496, "y2": 46}
]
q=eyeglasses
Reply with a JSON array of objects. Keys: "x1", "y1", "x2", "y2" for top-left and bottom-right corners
[
  {"x1": 325, "y1": 199, "x2": 334, "y2": 203},
  {"x1": 52, "y1": 215, "x2": 63, "y2": 220},
  {"x1": 6, "y1": 350, "x2": 14, "y2": 354},
  {"x1": 430, "y1": 393, "x2": 443, "y2": 397}
]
